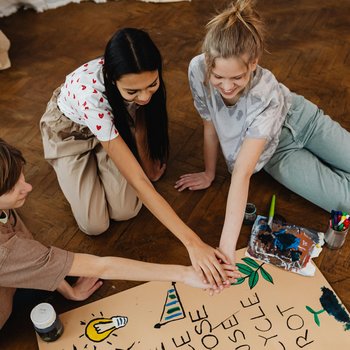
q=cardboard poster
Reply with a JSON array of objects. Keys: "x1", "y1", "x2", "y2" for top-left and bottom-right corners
[{"x1": 36, "y1": 249, "x2": 350, "y2": 349}]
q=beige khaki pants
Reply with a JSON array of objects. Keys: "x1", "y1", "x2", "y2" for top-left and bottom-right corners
[{"x1": 40, "y1": 88, "x2": 142, "y2": 235}]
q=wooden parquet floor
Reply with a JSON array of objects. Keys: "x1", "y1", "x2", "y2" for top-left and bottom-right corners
[{"x1": 0, "y1": 0, "x2": 349, "y2": 348}]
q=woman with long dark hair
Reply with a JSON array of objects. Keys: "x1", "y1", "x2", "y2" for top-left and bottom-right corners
[{"x1": 40, "y1": 28, "x2": 234, "y2": 289}]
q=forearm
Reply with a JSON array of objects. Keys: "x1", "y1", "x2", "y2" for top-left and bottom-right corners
[
  {"x1": 69, "y1": 253, "x2": 188, "y2": 283},
  {"x1": 220, "y1": 170, "x2": 251, "y2": 250},
  {"x1": 220, "y1": 138, "x2": 267, "y2": 250},
  {"x1": 203, "y1": 121, "x2": 219, "y2": 180},
  {"x1": 203, "y1": 136, "x2": 218, "y2": 181},
  {"x1": 102, "y1": 138, "x2": 202, "y2": 248},
  {"x1": 136, "y1": 179, "x2": 201, "y2": 247}
]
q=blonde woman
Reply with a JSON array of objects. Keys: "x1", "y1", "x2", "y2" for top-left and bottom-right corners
[{"x1": 176, "y1": 0, "x2": 350, "y2": 264}]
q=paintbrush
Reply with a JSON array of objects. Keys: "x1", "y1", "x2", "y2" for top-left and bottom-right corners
[{"x1": 267, "y1": 194, "x2": 276, "y2": 230}]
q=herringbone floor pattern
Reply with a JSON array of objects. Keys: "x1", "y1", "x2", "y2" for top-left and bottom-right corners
[{"x1": 0, "y1": 1, "x2": 349, "y2": 348}]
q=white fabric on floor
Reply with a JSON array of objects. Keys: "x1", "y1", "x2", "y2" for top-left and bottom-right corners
[{"x1": 0, "y1": 0, "x2": 190, "y2": 18}]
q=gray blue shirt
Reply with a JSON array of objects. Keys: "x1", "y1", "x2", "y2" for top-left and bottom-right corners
[{"x1": 189, "y1": 54, "x2": 292, "y2": 173}]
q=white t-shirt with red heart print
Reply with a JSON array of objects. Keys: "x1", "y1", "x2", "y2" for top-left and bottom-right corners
[{"x1": 57, "y1": 57, "x2": 119, "y2": 142}]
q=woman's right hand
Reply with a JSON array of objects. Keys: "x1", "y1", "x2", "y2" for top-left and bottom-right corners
[
  {"x1": 182, "y1": 265, "x2": 240, "y2": 295},
  {"x1": 175, "y1": 172, "x2": 213, "y2": 192},
  {"x1": 186, "y1": 239, "x2": 233, "y2": 290}
]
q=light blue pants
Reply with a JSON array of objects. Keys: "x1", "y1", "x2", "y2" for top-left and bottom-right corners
[{"x1": 264, "y1": 93, "x2": 350, "y2": 212}]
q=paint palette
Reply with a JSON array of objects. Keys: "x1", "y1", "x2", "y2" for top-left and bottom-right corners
[{"x1": 246, "y1": 215, "x2": 324, "y2": 276}]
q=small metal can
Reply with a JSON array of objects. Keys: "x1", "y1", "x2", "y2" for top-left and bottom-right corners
[
  {"x1": 30, "y1": 303, "x2": 64, "y2": 342},
  {"x1": 244, "y1": 203, "x2": 257, "y2": 225}
]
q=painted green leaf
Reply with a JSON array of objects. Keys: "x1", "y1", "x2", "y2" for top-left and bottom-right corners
[
  {"x1": 260, "y1": 267, "x2": 274, "y2": 284},
  {"x1": 232, "y1": 277, "x2": 245, "y2": 286},
  {"x1": 236, "y1": 263, "x2": 254, "y2": 275},
  {"x1": 314, "y1": 313, "x2": 321, "y2": 327},
  {"x1": 248, "y1": 270, "x2": 259, "y2": 289},
  {"x1": 306, "y1": 306, "x2": 316, "y2": 314},
  {"x1": 242, "y1": 257, "x2": 260, "y2": 268}
]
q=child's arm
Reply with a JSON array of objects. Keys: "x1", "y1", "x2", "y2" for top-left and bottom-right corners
[
  {"x1": 66, "y1": 253, "x2": 239, "y2": 292},
  {"x1": 219, "y1": 138, "x2": 267, "y2": 265},
  {"x1": 100, "y1": 137, "x2": 229, "y2": 290},
  {"x1": 175, "y1": 120, "x2": 218, "y2": 191}
]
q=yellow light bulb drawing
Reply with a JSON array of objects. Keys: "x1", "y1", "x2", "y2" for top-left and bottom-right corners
[{"x1": 85, "y1": 315, "x2": 128, "y2": 342}]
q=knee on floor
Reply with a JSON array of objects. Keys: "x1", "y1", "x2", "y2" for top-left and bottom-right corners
[
  {"x1": 78, "y1": 219, "x2": 110, "y2": 236},
  {"x1": 110, "y1": 202, "x2": 142, "y2": 221}
]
